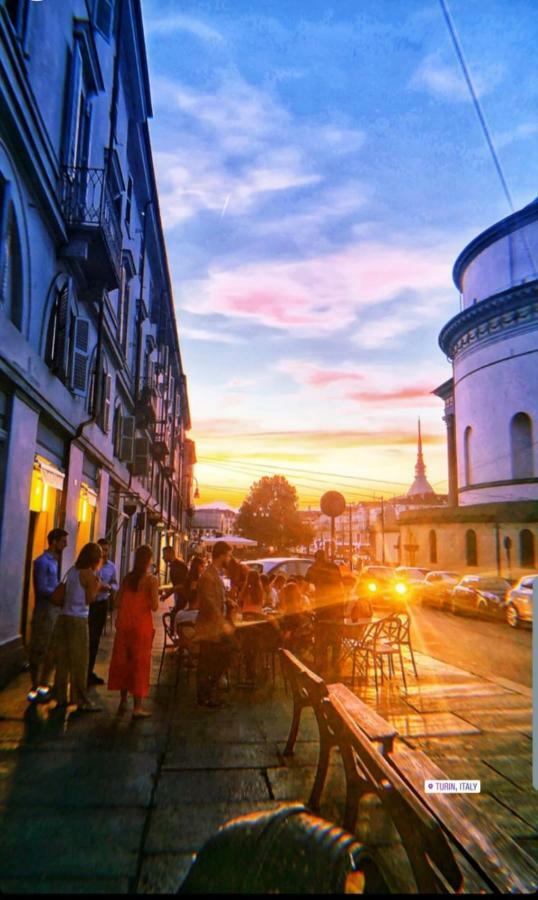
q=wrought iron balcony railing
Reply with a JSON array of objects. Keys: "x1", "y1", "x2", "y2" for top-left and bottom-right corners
[{"x1": 59, "y1": 165, "x2": 122, "y2": 282}]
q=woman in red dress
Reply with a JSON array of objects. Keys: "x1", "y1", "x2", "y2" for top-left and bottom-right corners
[{"x1": 108, "y1": 544, "x2": 159, "y2": 718}]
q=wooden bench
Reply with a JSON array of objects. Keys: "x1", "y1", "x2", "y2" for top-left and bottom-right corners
[
  {"x1": 279, "y1": 649, "x2": 397, "y2": 810},
  {"x1": 325, "y1": 692, "x2": 538, "y2": 894},
  {"x1": 389, "y1": 745, "x2": 538, "y2": 894}
]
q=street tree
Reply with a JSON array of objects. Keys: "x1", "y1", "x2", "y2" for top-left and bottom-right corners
[{"x1": 237, "y1": 475, "x2": 314, "y2": 551}]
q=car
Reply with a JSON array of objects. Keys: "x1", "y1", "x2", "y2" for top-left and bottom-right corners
[
  {"x1": 450, "y1": 575, "x2": 512, "y2": 619},
  {"x1": 392, "y1": 566, "x2": 430, "y2": 603},
  {"x1": 356, "y1": 565, "x2": 406, "y2": 608},
  {"x1": 504, "y1": 574, "x2": 536, "y2": 627},
  {"x1": 418, "y1": 571, "x2": 461, "y2": 609},
  {"x1": 246, "y1": 557, "x2": 315, "y2": 579}
]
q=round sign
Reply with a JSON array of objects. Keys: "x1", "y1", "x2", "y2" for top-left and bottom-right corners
[{"x1": 320, "y1": 490, "x2": 346, "y2": 518}]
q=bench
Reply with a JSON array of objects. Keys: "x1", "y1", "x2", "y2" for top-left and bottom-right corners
[
  {"x1": 279, "y1": 649, "x2": 397, "y2": 810},
  {"x1": 389, "y1": 746, "x2": 538, "y2": 894},
  {"x1": 325, "y1": 693, "x2": 538, "y2": 894}
]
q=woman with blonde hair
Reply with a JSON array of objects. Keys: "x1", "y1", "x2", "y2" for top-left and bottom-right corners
[
  {"x1": 108, "y1": 544, "x2": 159, "y2": 718},
  {"x1": 54, "y1": 542, "x2": 106, "y2": 712}
]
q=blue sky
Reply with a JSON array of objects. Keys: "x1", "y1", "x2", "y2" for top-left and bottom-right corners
[{"x1": 141, "y1": 0, "x2": 538, "y2": 507}]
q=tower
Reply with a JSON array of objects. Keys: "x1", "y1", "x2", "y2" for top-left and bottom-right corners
[{"x1": 407, "y1": 419, "x2": 436, "y2": 499}]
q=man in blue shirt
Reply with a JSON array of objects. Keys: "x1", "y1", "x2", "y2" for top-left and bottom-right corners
[
  {"x1": 28, "y1": 527, "x2": 68, "y2": 702},
  {"x1": 87, "y1": 538, "x2": 118, "y2": 685}
]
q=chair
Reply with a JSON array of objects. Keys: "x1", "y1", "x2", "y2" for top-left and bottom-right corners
[
  {"x1": 395, "y1": 612, "x2": 418, "y2": 678},
  {"x1": 352, "y1": 615, "x2": 408, "y2": 693},
  {"x1": 157, "y1": 611, "x2": 180, "y2": 685}
]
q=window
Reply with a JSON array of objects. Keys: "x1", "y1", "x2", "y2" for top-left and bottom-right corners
[
  {"x1": 117, "y1": 264, "x2": 130, "y2": 354},
  {"x1": 93, "y1": 0, "x2": 114, "y2": 40},
  {"x1": 113, "y1": 404, "x2": 123, "y2": 457},
  {"x1": 510, "y1": 412, "x2": 534, "y2": 480},
  {"x1": 519, "y1": 529, "x2": 535, "y2": 568},
  {"x1": 428, "y1": 529, "x2": 437, "y2": 565},
  {"x1": 125, "y1": 176, "x2": 133, "y2": 231},
  {"x1": 45, "y1": 283, "x2": 70, "y2": 379},
  {"x1": 463, "y1": 426, "x2": 472, "y2": 486},
  {"x1": 63, "y1": 42, "x2": 92, "y2": 170},
  {"x1": 88, "y1": 355, "x2": 111, "y2": 431},
  {"x1": 465, "y1": 529, "x2": 477, "y2": 566},
  {"x1": 0, "y1": 189, "x2": 23, "y2": 330}
]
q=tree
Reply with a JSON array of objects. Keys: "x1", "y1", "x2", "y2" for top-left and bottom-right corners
[{"x1": 237, "y1": 475, "x2": 313, "y2": 551}]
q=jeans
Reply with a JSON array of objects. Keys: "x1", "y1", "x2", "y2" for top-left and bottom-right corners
[
  {"x1": 28, "y1": 597, "x2": 60, "y2": 689},
  {"x1": 197, "y1": 636, "x2": 235, "y2": 704},
  {"x1": 88, "y1": 599, "x2": 108, "y2": 676}
]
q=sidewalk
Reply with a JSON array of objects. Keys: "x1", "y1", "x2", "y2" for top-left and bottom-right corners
[{"x1": 0, "y1": 606, "x2": 534, "y2": 893}]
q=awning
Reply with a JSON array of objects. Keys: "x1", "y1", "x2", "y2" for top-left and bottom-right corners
[
  {"x1": 199, "y1": 535, "x2": 257, "y2": 547},
  {"x1": 35, "y1": 455, "x2": 65, "y2": 492}
]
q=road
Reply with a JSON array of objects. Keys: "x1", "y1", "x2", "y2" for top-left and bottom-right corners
[{"x1": 399, "y1": 603, "x2": 532, "y2": 687}]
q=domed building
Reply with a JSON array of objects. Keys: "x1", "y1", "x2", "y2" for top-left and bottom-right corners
[{"x1": 400, "y1": 201, "x2": 538, "y2": 575}]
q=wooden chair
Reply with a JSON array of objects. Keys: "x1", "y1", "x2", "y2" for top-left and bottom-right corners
[
  {"x1": 323, "y1": 693, "x2": 464, "y2": 894},
  {"x1": 353, "y1": 614, "x2": 408, "y2": 693},
  {"x1": 395, "y1": 612, "x2": 418, "y2": 678}
]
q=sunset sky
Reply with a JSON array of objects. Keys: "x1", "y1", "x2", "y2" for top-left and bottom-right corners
[{"x1": 141, "y1": 0, "x2": 538, "y2": 509}]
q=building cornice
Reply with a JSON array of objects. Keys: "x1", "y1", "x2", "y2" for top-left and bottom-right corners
[
  {"x1": 453, "y1": 201, "x2": 538, "y2": 290},
  {"x1": 438, "y1": 281, "x2": 538, "y2": 360}
]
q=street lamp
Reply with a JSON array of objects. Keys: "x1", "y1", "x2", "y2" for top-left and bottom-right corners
[{"x1": 192, "y1": 475, "x2": 200, "y2": 500}]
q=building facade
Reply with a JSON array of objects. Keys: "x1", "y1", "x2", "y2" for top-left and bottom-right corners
[
  {"x1": 191, "y1": 501, "x2": 238, "y2": 536},
  {"x1": 0, "y1": 0, "x2": 194, "y2": 685}
]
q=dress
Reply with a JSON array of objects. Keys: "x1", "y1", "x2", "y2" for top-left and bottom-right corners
[{"x1": 108, "y1": 580, "x2": 155, "y2": 697}]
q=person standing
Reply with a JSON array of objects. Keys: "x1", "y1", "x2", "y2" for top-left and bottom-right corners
[
  {"x1": 87, "y1": 538, "x2": 118, "y2": 685},
  {"x1": 306, "y1": 550, "x2": 345, "y2": 678},
  {"x1": 108, "y1": 544, "x2": 159, "y2": 718},
  {"x1": 161, "y1": 546, "x2": 189, "y2": 613},
  {"x1": 194, "y1": 541, "x2": 235, "y2": 708},
  {"x1": 53, "y1": 542, "x2": 105, "y2": 712},
  {"x1": 27, "y1": 528, "x2": 68, "y2": 703}
]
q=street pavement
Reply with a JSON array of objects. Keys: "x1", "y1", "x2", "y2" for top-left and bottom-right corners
[{"x1": 0, "y1": 603, "x2": 535, "y2": 893}]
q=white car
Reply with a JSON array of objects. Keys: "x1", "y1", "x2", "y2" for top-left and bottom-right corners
[
  {"x1": 504, "y1": 574, "x2": 536, "y2": 627},
  {"x1": 246, "y1": 557, "x2": 315, "y2": 578}
]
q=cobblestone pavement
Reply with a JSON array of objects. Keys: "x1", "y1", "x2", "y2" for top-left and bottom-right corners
[{"x1": 0, "y1": 605, "x2": 534, "y2": 893}]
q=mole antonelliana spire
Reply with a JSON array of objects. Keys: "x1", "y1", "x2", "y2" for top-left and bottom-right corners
[{"x1": 407, "y1": 418, "x2": 436, "y2": 498}]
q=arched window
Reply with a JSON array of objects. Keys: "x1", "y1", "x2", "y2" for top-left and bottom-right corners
[
  {"x1": 0, "y1": 201, "x2": 23, "y2": 330},
  {"x1": 429, "y1": 529, "x2": 437, "y2": 565},
  {"x1": 45, "y1": 283, "x2": 70, "y2": 379},
  {"x1": 511, "y1": 413, "x2": 534, "y2": 479},
  {"x1": 519, "y1": 529, "x2": 535, "y2": 568},
  {"x1": 465, "y1": 529, "x2": 477, "y2": 566},
  {"x1": 463, "y1": 426, "x2": 472, "y2": 485}
]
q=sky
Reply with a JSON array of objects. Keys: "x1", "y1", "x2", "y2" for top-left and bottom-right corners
[{"x1": 141, "y1": 0, "x2": 538, "y2": 509}]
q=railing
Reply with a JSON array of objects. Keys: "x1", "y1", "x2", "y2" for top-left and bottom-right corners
[{"x1": 59, "y1": 165, "x2": 122, "y2": 276}]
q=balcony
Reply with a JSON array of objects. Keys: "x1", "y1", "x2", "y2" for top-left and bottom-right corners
[
  {"x1": 59, "y1": 165, "x2": 122, "y2": 288},
  {"x1": 135, "y1": 379, "x2": 159, "y2": 429}
]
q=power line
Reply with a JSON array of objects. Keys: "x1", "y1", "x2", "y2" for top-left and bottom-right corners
[{"x1": 198, "y1": 455, "x2": 411, "y2": 489}]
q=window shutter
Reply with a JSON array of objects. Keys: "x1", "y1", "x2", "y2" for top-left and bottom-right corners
[
  {"x1": 94, "y1": 0, "x2": 114, "y2": 39},
  {"x1": 133, "y1": 436, "x2": 150, "y2": 476},
  {"x1": 119, "y1": 415, "x2": 135, "y2": 462},
  {"x1": 102, "y1": 372, "x2": 112, "y2": 432},
  {"x1": 70, "y1": 316, "x2": 90, "y2": 396},
  {"x1": 63, "y1": 43, "x2": 83, "y2": 168},
  {"x1": 51, "y1": 284, "x2": 70, "y2": 379}
]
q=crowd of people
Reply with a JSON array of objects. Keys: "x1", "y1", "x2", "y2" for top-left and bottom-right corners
[{"x1": 27, "y1": 531, "x2": 372, "y2": 716}]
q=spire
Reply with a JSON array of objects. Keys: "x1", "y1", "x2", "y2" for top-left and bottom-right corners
[{"x1": 408, "y1": 418, "x2": 436, "y2": 498}]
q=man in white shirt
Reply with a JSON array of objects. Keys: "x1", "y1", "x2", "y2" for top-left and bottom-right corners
[{"x1": 87, "y1": 538, "x2": 118, "y2": 685}]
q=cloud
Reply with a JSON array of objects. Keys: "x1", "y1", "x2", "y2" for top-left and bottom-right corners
[
  {"x1": 180, "y1": 326, "x2": 244, "y2": 344},
  {"x1": 145, "y1": 13, "x2": 224, "y2": 43},
  {"x1": 179, "y1": 240, "x2": 454, "y2": 336},
  {"x1": 410, "y1": 53, "x2": 504, "y2": 102},
  {"x1": 493, "y1": 121, "x2": 538, "y2": 150},
  {"x1": 352, "y1": 291, "x2": 453, "y2": 349}
]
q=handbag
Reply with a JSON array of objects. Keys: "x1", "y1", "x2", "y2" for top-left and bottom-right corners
[{"x1": 50, "y1": 570, "x2": 69, "y2": 608}]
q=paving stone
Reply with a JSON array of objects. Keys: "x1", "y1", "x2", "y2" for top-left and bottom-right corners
[
  {"x1": 488, "y1": 791, "x2": 538, "y2": 829},
  {"x1": 403, "y1": 681, "x2": 511, "y2": 698},
  {"x1": 516, "y1": 837, "x2": 538, "y2": 863},
  {"x1": 454, "y1": 709, "x2": 532, "y2": 732},
  {"x1": 0, "y1": 807, "x2": 146, "y2": 877},
  {"x1": 485, "y1": 756, "x2": 533, "y2": 789},
  {"x1": 474, "y1": 796, "x2": 538, "y2": 838},
  {"x1": 145, "y1": 800, "x2": 281, "y2": 853},
  {"x1": 169, "y1": 718, "x2": 266, "y2": 744},
  {"x1": 406, "y1": 734, "x2": 532, "y2": 758},
  {"x1": 386, "y1": 712, "x2": 480, "y2": 738},
  {"x1": 163, "y1": 741, "x2": 281, "y2": 770},
  {"x1": 137, "y1": 853, "x2": 195, "y2": 893},
  {"x1": 279, "y1": 740, "x2": 334, "y2": 767},
  {"x1": 266, "y1": 761, "x2": 346, "y2": 805},
  {"x1": 0, "y1": 750, "x2": 157, "y2": 807},
  {"x1": 405, "y1": 693, "x2": 532, "y2": 713},
  {"x1": 155, "y1": 768, "x2": 271, "y2": 805}
]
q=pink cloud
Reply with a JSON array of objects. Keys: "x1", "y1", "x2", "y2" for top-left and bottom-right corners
[
  {"x1": 347, "y1": 384, "x2": 438, "y2": 404},
  {"x1": 180, "y1": 240, "x2": 455, "y2": 335}
]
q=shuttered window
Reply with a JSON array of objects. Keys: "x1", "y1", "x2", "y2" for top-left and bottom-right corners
[{"x1": 70, "y1": 316, "x2": 90, "y2": 396}]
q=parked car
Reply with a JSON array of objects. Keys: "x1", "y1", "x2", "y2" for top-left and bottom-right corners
[
  {"x1": 504, "y1": 574, "x2": 536, "y2": 627},
  {"x1": 246, "y1": 557, "x2": 315, "y2": 578},
  {"x1": 356, "y1": 565, "x2": 405, "y2": 608},
  {"x1": 418, "y1": 571, "x2": 461, "y2": 609},
  {"x1": 450, "y1": 575, "x2": 512, "y2": 619}
]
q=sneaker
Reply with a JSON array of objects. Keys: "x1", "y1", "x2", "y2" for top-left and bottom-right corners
[
  {"x1": 132, "y1": 709, "x2": 151, "y2": 719},
  {"x1": 36, "y1": 685, "x2": 52, "y2": 702},
  {"x1": 88, "y1": 673, "x2": 104, "y2": 686},
  {"x1": 26, "y1": 689, "x2": 39, "y2": 703}
]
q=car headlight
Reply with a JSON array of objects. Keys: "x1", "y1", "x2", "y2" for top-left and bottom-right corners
[
  {"x1": 367, "y1": 582, "x2": 377, "y2": 592},
  {"x1": 394, "y1": 582, "x2": 407, "y2": 596}
]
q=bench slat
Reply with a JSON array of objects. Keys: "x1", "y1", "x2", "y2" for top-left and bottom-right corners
[
  {"x1": 390, "y1": 748, "x2": 538, "y2": 894},
  {"x1": 328, "y1": 683, "x2": 397, "y2": 752}
]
